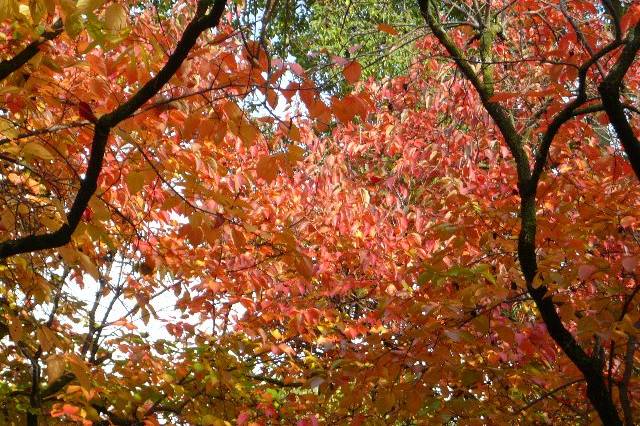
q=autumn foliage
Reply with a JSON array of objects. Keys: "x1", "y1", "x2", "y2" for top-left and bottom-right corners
[{"x1": 0, "y1": 0, "x2": 639, "y2": 425}]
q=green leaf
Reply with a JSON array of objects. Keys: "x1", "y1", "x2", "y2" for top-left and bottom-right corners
[
  {"x1": 64, "y1": 12, "x2": 83, "y2": 38},
  {"x1": 76, "y1": 0, "x2": 104, "y2": 12}
]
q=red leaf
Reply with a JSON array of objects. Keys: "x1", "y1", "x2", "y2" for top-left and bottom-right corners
[
  {"x1": 621, "y1": 4, "x2": 640, "y2": 34},
  {"x1": 578, "y1": 264, "x2": 597, "y2": 281},
  {"x1": 289, "y1": 62, "x2": 305, "y2": 77},
  {"x1": 78, "y1": 101, "x2": 97, "y2": 122},
  {"x1": 622, "y1": 257, "x2": 638, "y2": 273},
  {"x1": 237, "y1": 411, "x2": 250, "y2": 426}
]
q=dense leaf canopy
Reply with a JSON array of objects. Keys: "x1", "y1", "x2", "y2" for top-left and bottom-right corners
[{"x1": 0, "y1": 0, "x2": 639, "y2": 425}]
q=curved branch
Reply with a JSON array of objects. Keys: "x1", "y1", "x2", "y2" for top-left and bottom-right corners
[
  {"x1": 530, "y1": 38, "x2": 623, "y2": 188},
  {"x1": 417, "y1": 1, "x2": 623, "y2": 424},
  {"x1": 417, "y1": 0, "x2": 529, "y2": 185},
  {"x1": 0, "y1": 0, "x2": 227, "y2": 260},
  {"x1": 0, "y1": 20, "x2": 62, "y2": 82},
  {"x1": 599, "y1": 23, "x2": 640, "y2": 181}
]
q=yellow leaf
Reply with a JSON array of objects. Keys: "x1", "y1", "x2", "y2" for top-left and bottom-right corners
[
  {"x1": 40, "y1": 214, "x2": 62, "y2": 231},
  {"x1": 37, "y1": 327, "x2": 57, "y2": 352},
  {"x1": 77, "y1": 252, "x2": 100, "y2": 280},
  {"x1": 22, "y1": 141, "x2": 54, "y2": 161},
  {"x1": 1, "y1": 209, "x2": 14, "y2": 232},
  {"x1": 141, "y1": 307, "x2": 150, "y2": 326},
  {"x1": 126, "y1": 171, "x2": 146, "y2": 194},
  {"x1": 6, "y1": 314, "x2": 23, "y2": 342},
  {"x1": 270, "y1": 329, "x2": 283, "y2": 340},
  {"x1": 374, "y1": 392, "x2": 395, "y2": 414},
  {"x1": 46, "y1": 355, "x2": 65, "y2": 385},
  {"x1": 0, "y1": 0, "x2": 18, "y2": 21},
  {"x1": 29, "y1": 0, "x2": 47, "y2": 23},
  {"x1": 88, "y1": 197, "x2": 110, "y2": 222},
  {"x1": 17, "y1": 204, "x2": 29, "y2": 216},
  {"x1": 43, "y1": 0, "x2": 54, "y2": 13},
  {"x1": 360, "y1": 188, "x2": 370, "y2": 206},
  {"x1": 64, "y1": 12, "x2": 83, "y2": 38},
  {"x1": 58, "y1": 246, "x2": 77, "y2": 265},
  {"x1": 0, "y1": 118, "x2": 18, "y2": 138},
  {"x1": 76, "y1": 0, "x2": 104, "y2": 12},
  {"x1": 67, "y1": 355, "x2": 91, "y2": 389},
  {"x1": 471, "y1": 315, "x2": 490, "y2": 334},
  {"x1": 104, "y1": 3, "x2": 128, "y2": 32}
]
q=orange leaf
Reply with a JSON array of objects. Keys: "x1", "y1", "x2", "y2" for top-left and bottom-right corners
[
  {"x1": 377, "y1": 23, "x2": 398, "y2": 35},
  {"x1": 343, "y1": 61, "x2": 362, "y2": 84},
  {"x1": 331, "y1": 96, "x2": 356, "y2": 123},
  {"x1": 63, "y1": 404, "x2": 80, "y2": 415},
  {"x1": 489, "y1": 92, "x2": 519, "y2": 102},
  {"x1": 622, "y1": 257, "x2": 638, "y2": 273},
  {"x1": 237, "y1": 120, "x2": 259, "y2": 146},
  {"x1": 287, "y1": 145, "x2": 305, "y2": 163},
  {"x1": 232, "y1": 228, "x2": 246, "y2": 249},
  {"x1": 7, "y1": 314, "x2": 23, "y2": 342},
  {"x1": 256, "y1": 155, "x2": 278, "y2": 183},
  {"x1": 294, "y1": 253, "x2": 314, "y2": 279}
]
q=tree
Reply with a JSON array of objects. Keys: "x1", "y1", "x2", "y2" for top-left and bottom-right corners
[
  {"x1": 415, "y1": 0, "x2": 640, "y2": 424},
  {"x1": 239, "y1": 0, "x2": 419, "y2": 94},
  {"x1": 0, "y1": 0, "x2": 267, "y2": 423},
  {"x1": 0, "y1": 0, "x2": 639, "y2": 425}
]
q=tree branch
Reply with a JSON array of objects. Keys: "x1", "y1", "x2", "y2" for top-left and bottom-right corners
[
  {"x1": 40, "y1": 373, "x2": 74, "y2": 398},
  {"x1": 0, "y1": 20, "x2": 62, "y2": 82},
  {"x1": 417, "y1": 0, "x2": 530, "y2": 185},
  {"x1": 530, "y1": 38, "x2": 622, "y2": 188},
  {"x1": 599, "y1": 23, "x2": 640, "y2": 181},
  {"x1": 417, "y1": 1, "x2": 623, "y2": 424},
  {"x1": 513, "y1": 378, "x2": 584, "y2": 416},
  {"x1": 619, "y1": 336, "x2": 636, "y2": 426},
  {"x1": 0, "y1": 0, "x2": 227, "y2": 260}
]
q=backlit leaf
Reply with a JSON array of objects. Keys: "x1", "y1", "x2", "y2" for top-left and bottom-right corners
[
  {"x1": 343, "y1": 61, "x2": 362, "y2": 84},
  {"x1": 257, "y1": 155, "x2": 278, "y2": 183},
  {"x1": 46, "y1": 355, "x2": 65, "y2": 384},
  {"x1": 104, "y1": 3, "x2": 128, "y2": 32},
  {"x1": 22, "y1": 142, "x2": 54, "y2": 161}
]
